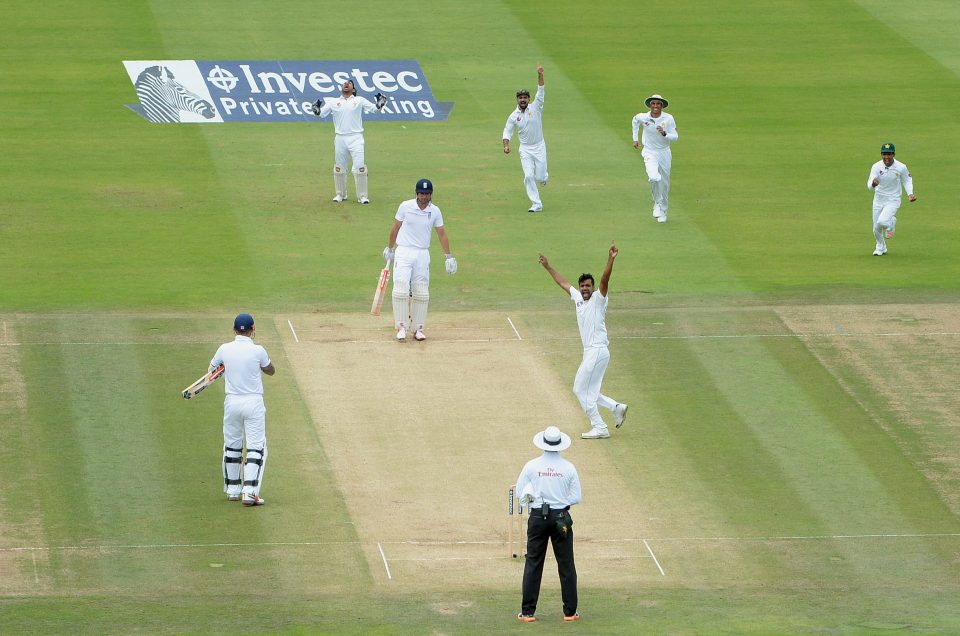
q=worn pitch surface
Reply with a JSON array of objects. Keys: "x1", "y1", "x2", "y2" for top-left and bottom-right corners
[{"x1": 278, "y1": 311, "x2": 655, "y2": 588}]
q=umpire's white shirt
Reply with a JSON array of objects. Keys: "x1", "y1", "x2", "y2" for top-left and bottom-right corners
[
  {"x1": 516, "y1": 452, "x2": 582, "y2": 509},
  {"x1": 319, "y1": 95, "x2": 378, "y2": 135},
  {"x1": 395, "y1": 199, "x2": 444, "y2": 249},
  {"x1": 632, "y1": 111, "x2": 678, "y2": 151},
  {"x1": 211, "y1": 336, "x2": 271, "y2": 395},
  {"x1": 868, "y1": 159, "x2": 913, "y2": 201},
  {"x1": 503, "y1": 85, "x2": 545, "y2": 146},
  {"x1": 570, "y1": 287, "x2": 609, "y2": 350}
]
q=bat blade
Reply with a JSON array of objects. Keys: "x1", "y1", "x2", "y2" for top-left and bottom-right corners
[
  {"x1": 182, "y1": 363, "x2": 225, "y2": 400},
  {"x1": 371, "y1": 261, "x2": 391, "y2": 315}
]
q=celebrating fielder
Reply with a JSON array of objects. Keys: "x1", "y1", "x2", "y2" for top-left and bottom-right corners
[
  {"x1": 383, "y1": 179, "x2": 457, "y2": 342},
  {"x1": 867, "y1": 142, "x2": 916, "y2": 256},
  {"x1": 503, "y1": 65, "x2": 548, "y2": 213},
  {"x1": 311, "y1": 79, "x2": 386, "y2": 204},
  {"x1": 539, "y1": 243, "x2": 628, "y2": 439},
  {"x1": 632, "y1": 94, "x2": 679, "y2": 223},
  {"x1": 209, "y1": 313, "x2": 275, "y2": 506}
]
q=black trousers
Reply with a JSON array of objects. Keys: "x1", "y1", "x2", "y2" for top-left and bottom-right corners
[{"x1": 520, "y1": 509, "x2": 577, "y2": 617}]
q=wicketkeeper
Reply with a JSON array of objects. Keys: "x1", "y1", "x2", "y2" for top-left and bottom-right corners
[
  {"x1": 382, "y1": 179, "x2": 457, "y2": 342},
  {"x1": 311, "y1": 80, "x2": 387, "y2": 204}
]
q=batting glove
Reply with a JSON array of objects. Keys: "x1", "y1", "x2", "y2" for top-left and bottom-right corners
[
  {"x1": 445, "y1": 254, "x2": 458, "y2": 274},
  {"x1": 375, "y1": 92, "x2": 387, "y2": 110},
  {"x1": 311, "y1": 99, "x2": 323, "y2": 116},
  {"x1": 383, "y1": 246, "x2": 394, "y2": 264}
]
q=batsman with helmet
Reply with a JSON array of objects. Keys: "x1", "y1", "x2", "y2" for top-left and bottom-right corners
[
  {"x1": 382, "y1": 179, "x2": 457, "y2": 341},
  {"x1": 209, "y1": 313, "x2": 275, "y2": 506}
]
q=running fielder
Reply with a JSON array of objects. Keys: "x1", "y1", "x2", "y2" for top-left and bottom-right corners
[
  {"x1": 209, "y1": 313, "x2": 275, "y2": 506},
  {"x1": 503, "y1": 65, "x2": 548, "y2": 213},
  {"x1": 539, "y1": 243, "x2": 628, "y2": 439},
  {"x1": 867, "y1": 142, "x2": 916, "y2": 256},
  {"x1": 632, "y1": 94, "x2": 678, "y2": 223},
  {"x1": 382, "y1": 179, "x2": 457, "y2": 341},
  {"x1": 311, "y1": 80, "x2": 386, "y2": 204}
]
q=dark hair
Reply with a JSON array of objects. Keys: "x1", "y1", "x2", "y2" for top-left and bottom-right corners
[{"x1": 578, "y1": 273, "x2": 594, "y2": 285}]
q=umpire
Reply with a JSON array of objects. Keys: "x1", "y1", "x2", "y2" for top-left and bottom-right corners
[{"x1": 515, "y1": 426, "x2": 582, "y2": 623}]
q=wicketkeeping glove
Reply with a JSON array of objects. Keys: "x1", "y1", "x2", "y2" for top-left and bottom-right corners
[
  {"x1": 311, "y1": 99, "x2": 323, "y2": 116},
  {"x1": 375, "y1": 92, "x2": 387, "y2": 110},
  {"x1": 383, "y1": 246, "x2": 394, "y2": 264},
  {"x1": 445, "y1": 254, "x2": 458, "y2": 274}
]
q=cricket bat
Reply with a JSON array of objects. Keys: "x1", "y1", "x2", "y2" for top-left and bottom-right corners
[
  {"x1": 182, "y1": 363, "x2": 225, "y2": 400},
  {"x1": 371, "y1": 259, "x2": 391, "y2": 315}
]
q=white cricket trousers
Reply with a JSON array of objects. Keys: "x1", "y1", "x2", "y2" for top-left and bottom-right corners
[
  {"x1": 573, "y1": 346, "x2": 617, "y2": 431},
  {"x1": 334, "y1": 132, "x2": 365, "y2": 173},
  {"x1": 519, "y1": 140, "x2": 548, "y2": 207},
  {"x1": 223, "y1": 394, "x2": 267, "y2": 496},
  {"x1": 642, "y1": 148, "x2": 672, "y2": 214},
  {"x1": 872, "y1": 197, "x2": 900, "y2": 252}
]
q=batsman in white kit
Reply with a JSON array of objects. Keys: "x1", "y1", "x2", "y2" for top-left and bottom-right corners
[
  {"x1": 209, "y1": 313, "x2": 275, "y2": 506},
  {"x1": 539, "y1": 243, "x2": 629, "y2": 439},
  {"x1": 311, "y1": 79, "x2": 387, "y2": 204},
  {"x1": 867, "y1": 142, "x2": 916, "y2": 256},
  {"x1": 632, "y1": 94, "x2": 679, "y2": 223},
  {"x1": 503, "y1": 65, "x2": 548, "y2": 213},
  {"x1": 382, "y1": 179, "x2": 457, "y2": 342}
]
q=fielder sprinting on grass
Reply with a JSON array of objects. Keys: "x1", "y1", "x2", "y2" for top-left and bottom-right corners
[
  {"x1": 383, "y1": 179, "x2": 457, "y2": 342},
  {"x1": 503, "y1": 65, "x2": 548, "y2": 213},
  {"x1": 538, "y1": 243, "x2": 628, "y2": 439},
  {"x1": 867, "y1": 142, "x2": 916, "y2": 256},
  {"x1": 632, "y1": 94, "x2": 678, "y2": 223}
]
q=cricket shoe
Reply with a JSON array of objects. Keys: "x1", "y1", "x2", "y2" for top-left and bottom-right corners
[
  {"x1": 359, "y1": 197, "x2": 370, "y2": 204},
  {"x1": 396, "y1": 325, "x2": 406, "y2": 341},
  {"x1": 613, "y1": 403, "x2": 629, "y2": 428},
  {"x1": 332, "y1": 194, "x2": 347, "y2": 203},
  {"x1": 528, "y1": 205, "x2": 543, "y2": 213},
  {"x1": 414, "y1": 329, "x2": 426, "y2": 341},
  {"x1": 564, "y1": 613, "x2": 581, "y2": 622},
  {"x1": 885, "y1": 228, "x2": 895, "y2": 239},
  {"x1": 652, "y1": 203, "x2": 662, "y2": 218},
  {"x1": 517, "y1": 614, "x2": 537, "y2": 623},
  {"x1": 872, "y1": 247, "x2": 887, "y2": 256},
  {"x1": 227, "y1": 493, "x2": 241, "y2": 502},
  {"x1": 242, "y1": 493, "x2": 265, "y2": 507},
  {"x1": 657, "y1": 213, "x2": 667, "y2": 223},
  {"x1": 581, "y1": 428, "x2": 610, "y2": 439}
]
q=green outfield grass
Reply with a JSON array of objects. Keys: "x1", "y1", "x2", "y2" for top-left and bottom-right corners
[{"x1": 2, "y1": 1, "x2": 959, "y2": 634}]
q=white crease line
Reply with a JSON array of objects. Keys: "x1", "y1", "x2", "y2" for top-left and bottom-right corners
[
  {"x1": 378, "y1": 542, "x2": 393, "y2": 580},
  {"x1": 4, "y1": 532, "x2": 955, "y2": 554},
  {"x1": 287, "y1": 320, "x2": 299, "y2": 343},
  {"x1": 507, "y1": 317, "x2": 523, "y2": 340},
  {"x1": 643, "y1": 539, "x2": 665, "y2": 576},
  {"x1": 3, "y1": 332, "x2": 959, "y2": 347}
]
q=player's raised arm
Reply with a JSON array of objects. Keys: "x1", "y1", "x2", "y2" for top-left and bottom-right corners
[
  {"x1": 598, "y1": 242, "x2": 618, "y2": 297},
  {"x1": 539, "y1": 253, "x2": 572, "y2": 292}
]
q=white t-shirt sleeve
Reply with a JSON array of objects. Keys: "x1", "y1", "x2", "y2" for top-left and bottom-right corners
[
  {"x1": 210, "y1": 345, "x2": 225, "y2": 372},
  {"x1": 257, "y1": 345, "x2": 271, "y2": 369}
]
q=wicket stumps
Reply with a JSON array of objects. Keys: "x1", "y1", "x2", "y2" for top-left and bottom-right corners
[{"x1": 507, "y1": 485, "x2": 526, "y2": 559}]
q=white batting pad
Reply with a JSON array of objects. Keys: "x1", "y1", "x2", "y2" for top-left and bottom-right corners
[{"x1": 411, "y1": 281, "x2": 429, "y2": 330}]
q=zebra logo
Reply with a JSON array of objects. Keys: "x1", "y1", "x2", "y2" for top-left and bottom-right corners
[
  {"x1": 134, "y1": 65, "x2": 216, "y2": 123},
  {"x1": 124, "y1": 61, "x2": 222, "y2": 123}
]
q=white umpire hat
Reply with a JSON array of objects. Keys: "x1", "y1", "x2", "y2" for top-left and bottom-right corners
[
  {"x1": 645, "y1": 94, "x2": 669, "y2": 108},
  {"x1": 533, "y1": 426, "x2": 572, "y2": 452}
]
